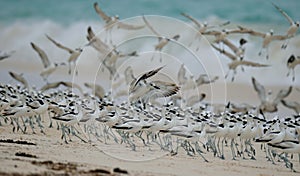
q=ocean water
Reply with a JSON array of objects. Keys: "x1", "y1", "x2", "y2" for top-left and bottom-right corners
[
  {"x1": 1, "y1": 0, "x2": 299, "y2": 25},
  {"x1": 0, "y1": 0, "x2": 299, "y2": 117}
]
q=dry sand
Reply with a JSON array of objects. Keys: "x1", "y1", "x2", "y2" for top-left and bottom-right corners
[{"x1": 0, "y1": 119, "x2": 299, "y2": 176}]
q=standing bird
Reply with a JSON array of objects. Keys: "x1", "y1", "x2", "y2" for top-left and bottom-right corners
[
  {"x1": 272, "y1": 3, "x2": 299, "y2": 49},
  {"x1": 142, "y1": 15, "x2": 180, "y2": 62},
  {"x1": 252, "y1": 77, "x2": 292, "y2": 115},
  {"x1": 45, "y1": 34, "x2": 82, "y2": 75},
  {"x1": 31, "y1": 42, "x2": 63, "y2": 82},
  {"x1": 286, "y1": 54, "x2": 300, "y2": 81}
]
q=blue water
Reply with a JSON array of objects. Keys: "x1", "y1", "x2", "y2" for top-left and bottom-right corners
[{"x1": 0, "y1": 0, "x2": 299, "y2": 25}]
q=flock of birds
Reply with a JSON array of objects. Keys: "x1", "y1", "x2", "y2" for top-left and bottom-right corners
[{"x1": 1, "y1": 2, "x2": 300, "y2": 172}]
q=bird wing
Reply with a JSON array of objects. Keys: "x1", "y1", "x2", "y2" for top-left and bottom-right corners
[
  {"x1": 271, "y1": 35, "x2": 287, "y2": 40},
  {"x1": 0, "y1": 50, "x2": 15, "y2": 61},
  {"x1": 202, "y1": 30, "x2": 221, "y2": 36},
  {"x1": 181, "y1": 12, "x2": 202, "y2": 28},
  {"x1": 177, "y1": 64, "x2": 187, "y2": 85},
  {"x1": 150, "y1": 80, "x2": 180, "y2": 97},
  {"x1": 9, "y1": 72, "x2": 29, "y2": 89},
  {"x1": 274, "y1": 86, "x2": 292, "y2": 104},
  {"x1": 142, "y1": 15, "x2": 161, "y2": 37},
  {"x1": 240, "y1": 60, "x2": 269, "y2": 67},
  {"x1": 247, "y1": 30, "x2": 265, "y2": 37},
  {"x1": 124, "y1": 66, "x2": 135, "y2": 85},
  {"x1": 61, "y1": 81, "x2": 83, "y2": 94},
  {"x1": 30, "y1": 42, "x2": 50, "y2": 68},
  {"x1": 93, "y1": 2, "x2": 111, "y2": 22},
  {"x1": 40, "y1": 82, "x2": 62, "y2": 92},
  {"x1": 211, "y1": 44, "x2": 237, "y2": 61},
  {"x1": 196, "y1": 74, "x2": 219, "y2": 85},
  {"x1": 251, "y1": 77, "x2": 266, "y2": 102},
  {"x1": 223, "y1": 38, "x2": 239, "y2": 53},
  {"x1": 45, "y1": 34, "x2": 74, "y2": 54},
  {"x1": 84, "y1": 82, "x2": 105, "y2": 99},
  {"x1": 234, "y1": 26, "x2": 265, "y2": 37},
  {"x1": 131, "y1": 66, "x2": 164, "y2": 90},
  {"x1": 186, "y1": 93, "x2": 206, "y2": 107},
  {"x1": 272, "y1": 3, "x2": 294, "y2": 25},
  {"x1": 281, "y1": 100, "x2": 300, "y2": 113},
  {"x1": 117, "y1": 21, "x2": 145, "y2": 30},
  {"x1": 86, "y1": 26, "x2": 111, "y2": 53}
]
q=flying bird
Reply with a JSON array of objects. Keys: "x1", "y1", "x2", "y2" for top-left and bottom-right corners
[
  {"x1": 252, "y1": 77, "x2": 292, "y2": 114},
  {"x1": 272, "y1": 3, "x2": 299, "y2": 49},
  {"x1": 142, "y1": 15, "x2": 180, "y2": 62},
  {"x1": 93, "y1": 2, "x2": 144, "y2": 44},
  {"x1": 31, "y1": 42, "x2": 64, "y2": 81},
  {"x1": 45, "y1": 34, "x2": 82, "y2": 75},
  {"x1": 8, "y1": 71, "x2": 30, "y2": 90}
]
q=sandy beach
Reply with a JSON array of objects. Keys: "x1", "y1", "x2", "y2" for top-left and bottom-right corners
[{"x1": 1, "y1": 121, "x2": 300, "y2": 176}]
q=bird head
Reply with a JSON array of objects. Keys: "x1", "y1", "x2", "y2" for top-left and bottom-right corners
[
  {"x1": 287, "y1": 54, "x2": 295, "y2": 65},
  {"x1": 239, "y1": 38, "x2": 247, "y2": 46},
  {"x1": 295, "y1": 21, "x2": 300, "y2": 27},
  {"x1": 269, "y1": 29, "x2": 274, "y2": 35}
]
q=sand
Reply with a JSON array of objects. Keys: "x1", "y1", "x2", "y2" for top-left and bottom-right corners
[{"x1": 0, "y1": 119, "x2": 299, "y2": 176}]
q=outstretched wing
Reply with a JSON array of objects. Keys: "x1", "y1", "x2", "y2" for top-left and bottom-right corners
[
  {"x1": 124, "y1": 66, "x2": 135, "y2": 85},
  {"x1": 274, "y1": 86, "x2": 292, "y2": 104},
  {"x1": 240, "y1": 60, "x2": 269, "y2": 67},
  {"x1": 130, "y1": 66, "x2": 164, "y2": 92},
  {"x1": 117, "y1": 21, "x2": 145, "y2": 30},
  {"x1": 93, "y1": 2, "x2": 111, "y2": 22},
  {"x1": 9, "y1": 71, "x2": 29, "y2": 89},
  {"x1": 211, "y1": 44, "x2": 237, "y2": 61},
  {"x1": 272, "y1": 3, "x2": 294, "y2": 25},
  {"x1": 30, "y1": 42, "x2": 50, "y2": 68},
  {"x1": 177, "y1": 64, "x2": 187, "y2": 85},
  {"x1": 86, "y1": 26, "x2": 111, "y2": 54},
  {"x1": 61, "y1": 81, "x2": 83, "y2": 94},
  {"x1": 45, "y1": 34, "x2": 74, "y2": 54},
  {"x1": 84, "y1": 82, "x2": 105, "y2": 99},
  {"x1": 281, "y1": 100, "x2": 300, "y2": 114},
  {"x1": 150, "y1": 80, "x2": 180, "y2": 97},
  {"x1": 40, "y1": 82, "x2": 62, "y2": 92},
  {"x1": 142, "y1": 15, "x2": 161, "y2": 37},
  {"x1": 252, "y1": 77, "x2": 266, "y2": 102},
  {"x1": 181, "y1": 12, "x2": 202, "y2": 28}
]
